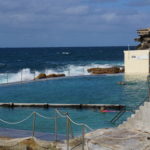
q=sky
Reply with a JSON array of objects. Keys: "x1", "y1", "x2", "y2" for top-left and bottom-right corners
[{"x1": 0, "y1": 0, "x2": 150, "y2": 47}]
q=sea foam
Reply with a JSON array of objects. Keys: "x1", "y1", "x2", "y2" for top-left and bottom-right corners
[{"x1": 0, "y1": 63, "x2": 122, "y2": 84}]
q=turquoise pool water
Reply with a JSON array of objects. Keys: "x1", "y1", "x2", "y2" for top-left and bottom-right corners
[{"x1": 0, "y1": 74, "x2": 148, "y2": 136}]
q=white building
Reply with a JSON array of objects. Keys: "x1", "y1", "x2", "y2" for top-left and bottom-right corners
[{"x1": 124, "y1": 49, "x2": 150, "y2": 74}]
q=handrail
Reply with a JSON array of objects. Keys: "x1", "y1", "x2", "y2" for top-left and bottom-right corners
[
  {"x1": 55, "y1": 109, "x2": 93, "y2": 150},
  {"x1": 111, "y1": 75, "x2": 150, "y2": 124},
  {"x1": 55, "y1": 109, "x2": 93, "y2": 131},
  {"x1": 36, "y1": 112, "x2": 60, "y2": 120},
  {"x1": 110, "y1": 108, "x2": 126, "y2": 123},
  {"x1": 0, "y1": 112, "x2": 34, "y2": 125},
  {"x1": 0, "y1": 110, "x2": 93, "y2": 150}
]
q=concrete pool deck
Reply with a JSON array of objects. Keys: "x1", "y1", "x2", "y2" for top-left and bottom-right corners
[
  {"x1": 0, "y1": 127, "x2": 150, "y2": 150},
  {"x1": 0, "y1": 98, "x2": 150, "y2": 149},
  {"x1": 64, "y1": 99, "x2": 150, "y2": 150},
  {"x1": 0, "y1": 127, "x2": 66, "y2": 141},
  {"x1": 82, "y1": 128, "x2": 150, "y2": 150}
]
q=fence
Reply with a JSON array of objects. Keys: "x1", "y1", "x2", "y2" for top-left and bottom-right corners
[
  {"x1": 0, "y1": 71, "x2": 36, "y2": 85},
  {"x1": 0, "y1": 109, "x2": 93, "y2": 150}
]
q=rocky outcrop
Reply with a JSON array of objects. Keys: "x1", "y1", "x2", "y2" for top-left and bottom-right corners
[
  {"x1": 87, "y1": 67, "x2": 124, "y2": 75},
  {"x1": 46, "y1": 74, "x2": 65, "y2": 78},
  {"x1": 35, "y1": 73, "x2": 47, "y2": 79},
  {"x1": 135, "y1": 28, "x2": 150, "y2": 50},
  {"x1": 35, "y1": 73, "x2": 65, "y2": 79}
]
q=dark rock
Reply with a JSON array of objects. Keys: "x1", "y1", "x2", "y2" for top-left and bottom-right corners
[
  {"x1": 35, "y1": 73, "x2": 65, "y2": 79},
  {"x1": 87, "y1": 67, "x2": 124, "y2": 75},
  {"x1": 46, "y1": 73, "x2": 65, "y2": 78},
  {"x1": 35, "y1": 73, "x2": 47, "y2": 79},
  {"x1": 135, "y1": 28, "x2": 150, "y2": 50}
]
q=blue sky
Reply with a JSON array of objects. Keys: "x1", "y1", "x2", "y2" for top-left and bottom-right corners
[{"x1": 0, "y1": 0, "x2": 150, "y2": 47}]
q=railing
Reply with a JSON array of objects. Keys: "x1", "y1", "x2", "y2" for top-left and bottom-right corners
[
  {"x1": 0, "y1": 109, "x2": 93, "y2": 150},
  {"x1": 111, "y1": 75, "x2": 150, "y2": 124},
  {"x1": 0, "y1": 71, "x2": 36, "y2": 85},
  {"x1": 110, "y1": 107, "x2": 126, "y2": 123},
  {"x1": 55, "y1": 109, "x2": 93, "y2": 150}
]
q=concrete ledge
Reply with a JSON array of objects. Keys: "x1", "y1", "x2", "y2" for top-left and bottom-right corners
[{"x1": 0, "y1": 103, "x2": 125, "y2": 110}]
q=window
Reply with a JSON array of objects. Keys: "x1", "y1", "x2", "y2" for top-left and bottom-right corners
[{"x1": 131, "y1": 56, "x2": 136, "y2": 58}]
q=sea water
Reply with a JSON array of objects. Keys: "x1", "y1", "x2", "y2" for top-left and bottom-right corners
[{"x1": 0, "y1": 46, "x2": 148, "y2": 136}]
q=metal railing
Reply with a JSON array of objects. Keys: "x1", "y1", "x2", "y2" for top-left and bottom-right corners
[
  {"x1": 111, "y1": 75, "x2": 150, "y2": 124},
  {"x1": 110, "y1": 107, "x2": 126, "y2": 123},
  {"x1": 0, "y1": 71, "x2": 36, "y2": 85},
  {"x1": 0, "y1": 109, "x2": 93, "y2": 150},
  {"x1": 55, "y1": 109, "x2": 93, "y2": 150}
]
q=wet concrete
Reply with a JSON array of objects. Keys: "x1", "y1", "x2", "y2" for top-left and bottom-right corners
[{"x1": 0, "y1": 127, "x2": 66, "y2": 141}]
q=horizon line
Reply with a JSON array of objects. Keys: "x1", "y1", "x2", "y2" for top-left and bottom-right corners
[{"x1": 0, "y1": 45, "x2": 136, "y2": 49}]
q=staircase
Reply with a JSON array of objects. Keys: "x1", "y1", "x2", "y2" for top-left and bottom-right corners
[{"x1": 118, "y1": 101, "x2": 150, "y2": 132}]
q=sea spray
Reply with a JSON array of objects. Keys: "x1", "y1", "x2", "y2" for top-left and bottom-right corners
[{"x1": 0, "y1": 63, "x2": 123, "y2": 84}]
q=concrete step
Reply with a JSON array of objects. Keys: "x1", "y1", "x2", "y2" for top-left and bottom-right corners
[
  {"x1": 118, "y1": 123, "x2": 127, "y2": 129},
  {"x1": 144, "y1": 101, "x2": 150, "y2": 105},
  {"x1": 130, "y1": 114, "x2": 135, "y2": 118},
  {"x1": 138, "y1": 105, "x2": 145, "y2": 111},
  {"x1": 119, "y1": 100, "x2": 150, "y2": 132},
  {"x1": 135, "y1": 109, "x2": 140, "y2": 114},
  {"x1": 119, "y1": 113, "x2": 137, "y2": 128},
  {"x1": 133, "y1": 112, "x2": 142, "y2": 120}
]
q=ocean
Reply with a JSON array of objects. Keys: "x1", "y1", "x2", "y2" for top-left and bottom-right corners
[
  {"x1": 0, "y1": 46, "x2": 148, "y2": 136},
  {"x1": 0, "y1": 47, "x2": 125, "y2": 82}
]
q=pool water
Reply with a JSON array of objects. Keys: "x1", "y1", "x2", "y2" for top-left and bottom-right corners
[{"x1": 0, "y1": 74, "x2": 148, "y2": 136}]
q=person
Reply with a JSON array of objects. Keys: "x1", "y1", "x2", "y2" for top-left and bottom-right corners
[
  {"x1": 117, "y1": 81, "x2": 126, "y2": 85},
  {"x1": 99, "y1": 107, "x2": 116, "y2": 113}
]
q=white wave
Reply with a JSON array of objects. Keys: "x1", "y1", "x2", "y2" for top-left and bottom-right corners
[
  {"x1": 0, "y1": 68, "x2": 38, "y2": 84},
  {"x1": 65, "y1": 64, "x2": 112, "y2": 76},
  {"x1": 0, "y1": 63, "x2": 123, "y2": 84},
  {"x1": 62, "y1": 52, "x2": 70, "y2": 55},
  {"x1": 56, "y1": 51, "x2": 70, "y2": 55}
]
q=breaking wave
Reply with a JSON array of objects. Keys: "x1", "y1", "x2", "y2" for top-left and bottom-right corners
[{"x1": 0, "y1": 63, "x2": 123, "y2": 84}]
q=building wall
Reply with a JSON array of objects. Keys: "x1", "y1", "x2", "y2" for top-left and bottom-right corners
[{"x1": 124, "y1": 50, "x2": 150, "y2": 74}]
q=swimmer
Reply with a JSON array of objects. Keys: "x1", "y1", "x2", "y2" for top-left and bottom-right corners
[
  {"x1": 99, "y1": 107, "x2": 118, "y2": 113},
  {"x1": 117, "y1": 81, "x2": 126, "y2": 85}
]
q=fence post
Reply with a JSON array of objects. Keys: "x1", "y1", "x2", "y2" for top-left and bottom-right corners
[
  {"x1": 54, "y1": 112, "x2": 58, "y2": 142},
  {"x1": 147, "y1": 75, "x2": 150, "y2": 101},
  {"x1": 32, "y1": 112, "x2": 36, "y2": 137},
  {"x1": 21, "y1": 70, "x2": 23, "y2": 82},
  {"x1": 69, "y1": 121, "x2": 74, "y2": 139},
  {"x1": 66, "y1": 114, "x2": 70, "y2": 150},
  {"x1": 6, "y1": 73, "x2": 8, "y2": 84},
  {"x1": 82, "y1": 125, "x2": 85, "y2": 150},
  {"x1": 33, "y1": 71, "x2": 36, "y2": 80}
]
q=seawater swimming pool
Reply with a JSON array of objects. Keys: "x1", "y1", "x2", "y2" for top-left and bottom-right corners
[{"x1": 0, "y1": 74, "x2": 148, "y2": 136}]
